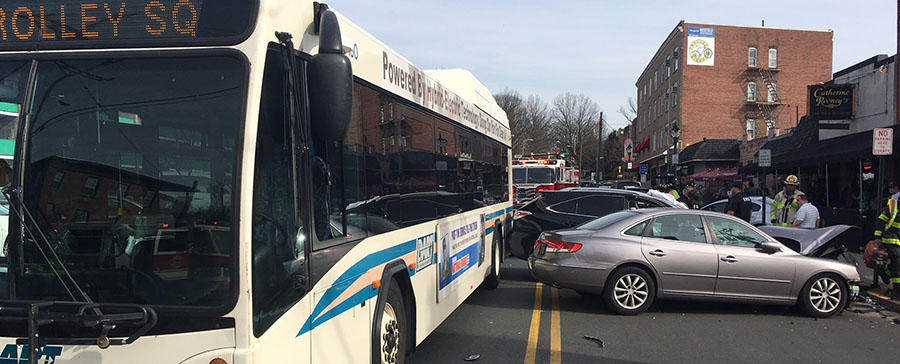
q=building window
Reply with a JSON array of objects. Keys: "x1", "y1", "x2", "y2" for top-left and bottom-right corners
[
  {"x1": 665, "y1": 94, "x2": 670, "y2": 112},
  {"x1": 768, "y1": 48, "x2": 777, "y2": 68},
  {"x1": 82, "y1": 177, "x2": 100, "y2": 197},
  {"x1": 767, "y1": 82, "x2": 777, "y2": 103},
  {"x1": 748, "y1": 47, "x2": 757, "y2": 68},
  {"x1": 673, "y1": 49, "x2": 679, "y2": 71},
  {"x1": 666, "y1": 56, "x2": 671, "y2": 78},
  {"x1": 747, "y1": 82, "x2": 757, "y2": 102},
  {"x1": 654, "y1": 71, "x2": 658, "y2": 90},
  {"x1": 746, "y1": 119, "x2": 756, "y2": 140},
  {"x1": 672, "y1": 83, "x2": 678, "y2": 105},
  {"x1": 766, "y1": 119, "x2": 776, "y2": 135}
]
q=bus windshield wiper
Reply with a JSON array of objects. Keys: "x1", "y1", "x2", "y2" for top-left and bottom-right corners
[{"x1": 0, "y1": 188, "x2": 157, "y2": 364}]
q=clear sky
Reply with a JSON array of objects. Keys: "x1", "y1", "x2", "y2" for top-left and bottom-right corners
[{"x1": 327, "y1": 0, "x2": 896, "y2": 129}]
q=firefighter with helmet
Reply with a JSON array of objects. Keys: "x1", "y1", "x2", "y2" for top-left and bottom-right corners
[
  {"x1": 873, "y1": 198, "x2": 900, "y2": 299},
  {"x1": 772, "y1": 175, "x2": 804, "y2": 226}
]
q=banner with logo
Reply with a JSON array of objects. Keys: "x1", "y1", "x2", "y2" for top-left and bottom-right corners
[
  {"x1": 436, "y1": 215, "x2": 483, "y2": 301},
  {"x1": 687, "y1": 27, "x2": 715, "y2": 66}
]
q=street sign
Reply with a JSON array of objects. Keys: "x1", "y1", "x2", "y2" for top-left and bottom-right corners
[
  {"x1": 640, "y1": 174, "x2": 646, "y2": 183},
  {"x1": 873, "y1": 128, "x2": 893, "y2": 155},
  {"x1": 758, "y1": 149, "x2": 771, "y2": 167},
  {"x1": 627, "y1": 162, "x2": 633, "y2": 170},
  {"x1": 639, "y1": 164, "x2": 648, "y2": 175},
  {"x1": 671, "y1": 153, "x2": 679, "y2": 165}
]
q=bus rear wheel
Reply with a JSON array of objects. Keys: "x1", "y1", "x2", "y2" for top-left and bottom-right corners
[{"x1": 379, "y1": 280, "x2": 408, "y2": 364}]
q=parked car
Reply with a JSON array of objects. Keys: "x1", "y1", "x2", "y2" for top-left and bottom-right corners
[
  {"x1": 528, "y1": 209, "x2": 860, "y2": 318},
  {"x1": 700, "y1": 196, "x2": 775, "y2": 226},
  {"x1": 506, "y1": 188, "x2": 678, "y2": 259}
]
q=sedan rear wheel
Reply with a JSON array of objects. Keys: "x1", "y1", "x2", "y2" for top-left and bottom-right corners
[
  {"x1": 801, "y1": 274, "x2": 848, "y2": 318},
  {"x1": 603, "y1": 267, "x2": 656, "y2": 315}
]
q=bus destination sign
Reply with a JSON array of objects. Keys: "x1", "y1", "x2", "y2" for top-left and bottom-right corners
[{"x1": 0, "y1": 0, "x2": 255, "y2": 49}]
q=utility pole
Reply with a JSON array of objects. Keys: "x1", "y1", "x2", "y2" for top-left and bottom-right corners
[{"x1": 597, "y1": 112, "x2": 603, "y2": 181}]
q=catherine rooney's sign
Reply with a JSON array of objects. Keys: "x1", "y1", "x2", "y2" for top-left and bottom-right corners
[{"x1": 808, "y1": 84, "x2": 856, "y2": 120}]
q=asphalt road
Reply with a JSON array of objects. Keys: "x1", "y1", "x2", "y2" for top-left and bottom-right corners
[{"x1": 410, "y1": 258, "x2": 900, "y2": 364}]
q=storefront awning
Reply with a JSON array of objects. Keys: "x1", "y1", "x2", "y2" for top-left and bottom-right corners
[
  {"x1": 771, "y1": 124, "x2": 900, "y2": 169},
  {"x1": 687, "y1": 168, "x2": 740, "y2": 180},
  {"x1": 634, "y1": 137, "x2": 650, "y2": 153},
  {"x1": 639, "y1": 150, "x2": 666, "y2": 164}
]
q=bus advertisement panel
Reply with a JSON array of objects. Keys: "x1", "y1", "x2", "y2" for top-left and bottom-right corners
[{"x1": 437, "y1": 215, "x2": 483, "y2": 302}]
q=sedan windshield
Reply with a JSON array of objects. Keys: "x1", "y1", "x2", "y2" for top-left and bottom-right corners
[{"x1": 1, "y1": 56, "x2": 243, "y2": 307}]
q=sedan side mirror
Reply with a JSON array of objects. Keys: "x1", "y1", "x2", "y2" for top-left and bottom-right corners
[{"x1": 759, "y1": 242, "x2": 782, "y2": 254}]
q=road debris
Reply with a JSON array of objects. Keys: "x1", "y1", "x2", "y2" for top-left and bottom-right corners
[
  {"x1": 464, "y1": 354, "x2": 481, "y2": 361},
  {"x1": 583, "y1": 335, "x2": 605, "y2": 348}
]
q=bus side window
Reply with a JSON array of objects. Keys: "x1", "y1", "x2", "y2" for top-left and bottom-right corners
[{"x1": 311, "y1": 82, "x2": 366, "y2": 246}]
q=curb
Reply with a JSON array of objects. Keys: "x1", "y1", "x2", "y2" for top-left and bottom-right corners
[{"x1": 863, "y1": 291, "x2": 900, "y2": 313}]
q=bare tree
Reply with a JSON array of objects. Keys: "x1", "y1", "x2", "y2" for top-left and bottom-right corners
[
  {"x1": 618, "y1": 97, "x2": 637, "y2": 123},
  {"x1": 494, "y1": 89, "x2": 525, "y2": 153},
  {"x1": 550, "y1": 93, "x2": 601, "y2": 169},
  {"x1": 522, "y1": 95, "x2": 552, "y2": 153},
  {"x1": 495, "y1": 89, "x2": 552, "y2": 156}
]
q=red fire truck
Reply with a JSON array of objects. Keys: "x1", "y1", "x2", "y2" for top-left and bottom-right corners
[{"x1": 512, "y1": 158, "x2": 579, "y2": 206}]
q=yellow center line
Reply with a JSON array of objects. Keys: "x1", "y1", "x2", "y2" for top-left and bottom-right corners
[
  {"x1": 523, "y1": 282, "x2": 543, "y2": 364},
  {"x1": 550, "y1": 287, "x2": 561, "y2": 364}
]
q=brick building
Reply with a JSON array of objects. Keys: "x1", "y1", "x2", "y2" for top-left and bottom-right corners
[{"x1": 632, "y1": 21, "x2": 833, "y2": 184}]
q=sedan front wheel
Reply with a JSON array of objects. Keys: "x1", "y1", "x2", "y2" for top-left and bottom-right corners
[
  {"x1": 800, "y1": 274, "x2": 848, "y2": 318},
  {"x1": 603, "y1": 267, "x2": 656, "y2": 315}
]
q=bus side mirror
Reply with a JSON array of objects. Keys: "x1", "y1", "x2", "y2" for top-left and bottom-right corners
[{"x1": 308, "y1": 8, "x2": 352, "y2": 141}]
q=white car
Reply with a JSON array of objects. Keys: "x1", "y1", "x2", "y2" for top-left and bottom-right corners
[{"x1": 700, "y1": 196, "x2": 775, "y2": 226}]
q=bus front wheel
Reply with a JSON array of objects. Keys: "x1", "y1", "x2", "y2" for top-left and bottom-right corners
[
  {"x1": 379, "y1": 279, "x2": 408, "y2": 364},
  {"x1": 482, "y1": 228, "x2": 502, "y2": 290}
]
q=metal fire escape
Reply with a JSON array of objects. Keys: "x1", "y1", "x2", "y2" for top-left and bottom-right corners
[{"x1": 744, "y1": 66, "x2": 783, "y2": 134}]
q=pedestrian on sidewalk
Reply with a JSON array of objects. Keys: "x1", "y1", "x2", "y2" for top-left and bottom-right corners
[
  {"x1": 873, "y1": 198, "x2": 900, "y2": 299},
  {"x1": 772, "y1": 175, "x2": 804, "y2": 226},
  {"x1": 678, "y1": 181, "x2": 701, "y2": 209},
  {"x1": 726, "y1": 181, "x2": 752, "y2": 222},
  {"x1": 746, "y1": 181, "x2": 759, "y2": 197},
  {"x1": 791, "y1": 194, "x2": 820, "y2": 229}
]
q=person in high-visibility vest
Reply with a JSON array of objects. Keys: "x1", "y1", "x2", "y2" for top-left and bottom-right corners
[
  {"x1": 667, "y1": 184, "x2": 680, "y2": 201},
  {"x1": 772, "y1": 175, "x2": 804, "y2": 226},
  {"x1": 873, "y1": 198, "x2": 900, "y2": 299}
]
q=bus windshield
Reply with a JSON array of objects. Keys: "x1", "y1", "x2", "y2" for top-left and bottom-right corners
[{"x1": 1, "y1": 55, "x2": 244, "y2": 308}]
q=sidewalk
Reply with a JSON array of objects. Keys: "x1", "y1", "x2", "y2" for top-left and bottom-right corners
[{"x1": 846, "y1": 252, "x2": 900, "y2": 312}]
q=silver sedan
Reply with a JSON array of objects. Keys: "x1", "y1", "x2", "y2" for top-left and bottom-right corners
[{"x1": 528, "y1": 209, "x2": 860, "y2": 318}]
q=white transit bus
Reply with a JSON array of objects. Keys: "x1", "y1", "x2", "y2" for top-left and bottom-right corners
[{"x1": 0, "y1": 1, "x2": 512, "y2": 363}]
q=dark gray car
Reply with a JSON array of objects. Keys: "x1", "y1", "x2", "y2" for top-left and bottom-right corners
[{"x1": 528, "y1": 209, "x2": 860, "y2": 318}]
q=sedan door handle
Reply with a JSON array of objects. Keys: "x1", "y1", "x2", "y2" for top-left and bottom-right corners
[
  {"x1": 649, "y1": 249, "x2": 666, "y2": 257},
  {"x1": 721, "y1": 256, "x2": 738, "y2": 263}
]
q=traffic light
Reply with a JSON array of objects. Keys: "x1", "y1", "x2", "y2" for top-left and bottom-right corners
[
  {"x1": 863, "y1": 159, "x2": 873, "y2": 170},
  {"x1": 574, "y1": 151, "x2": 577, "y2": 156}
]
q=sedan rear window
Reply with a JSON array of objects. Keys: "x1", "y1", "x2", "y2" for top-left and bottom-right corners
[{"x1": 577, "y1": 210, "x2": 640, "y2": 231}]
